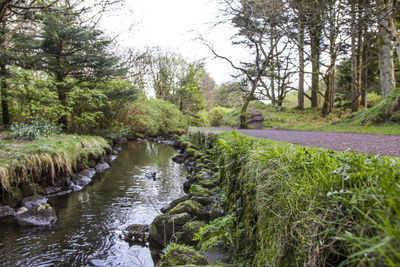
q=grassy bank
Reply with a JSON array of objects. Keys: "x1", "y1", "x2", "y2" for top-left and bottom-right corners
[
  {"x1": 186, "y1": 128, "x2": 400, "y2": 266},
  {"x1": 0, "y1": 133, "x2": 110, "y2": 194}
]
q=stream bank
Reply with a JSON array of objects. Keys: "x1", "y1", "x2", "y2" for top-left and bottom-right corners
[
  {"x1": 160, "y1": 128, "x2": 400, "y2": 266},
  {"x1": 0, "y1": 140, "x2": 187, "y2": 266}
]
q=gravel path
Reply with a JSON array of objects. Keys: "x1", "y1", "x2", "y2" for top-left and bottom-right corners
[{"x1": 199, "y1": 127, "x2": 400, "y2": 157}]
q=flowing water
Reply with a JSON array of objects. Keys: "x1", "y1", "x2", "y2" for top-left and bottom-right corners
[{"x1": 0, "y1": 141, "x2": 186, "y2": 267}]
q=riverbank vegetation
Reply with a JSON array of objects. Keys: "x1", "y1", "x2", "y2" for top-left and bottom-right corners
[
  {"x1": 0, "y1": 129, "x2": 110, "y2": 204},
  {"x1": 179, "y1": 129, "x2": 400, "y2": 266}
]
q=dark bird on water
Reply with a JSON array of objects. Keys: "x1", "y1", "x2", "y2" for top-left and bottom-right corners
[{"x1": 145, "y1": 172, "x2": 157, "y2": 180}]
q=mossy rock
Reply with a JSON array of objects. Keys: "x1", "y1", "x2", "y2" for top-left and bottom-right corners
[
  {"x1": 169, "y1": 200, "x2": 203, "y2": 216},
  {"x1": 3, "y1": 187, "x2": 23, "y2": 208},
  {"x1": 21, "y1": 182, "x2": 43, "y2": 197},
  {"x1": 189, "y1": 185, "x2": 211, "y2": 197},
  {"x1": 178, "y1": 220, "x2": 207, "y2": 245},
  {"x1": 159, "y1": 244, "x2": 209, "y2": 267},
  {"x1": 198, "y1": 178, "x2": 219, "y2": 189},
  {"x1": 149, "y1": 213, "x2": 192, "y2": 249}
]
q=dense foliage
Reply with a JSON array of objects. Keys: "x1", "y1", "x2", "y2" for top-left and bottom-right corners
[{"x1": 187, "y1": 129, "x2": 400, "y2": 266}]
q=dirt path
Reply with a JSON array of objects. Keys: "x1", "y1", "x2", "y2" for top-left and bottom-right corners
[{"x1": 199, "y1": 127, "x2": 400, "y2": 157}]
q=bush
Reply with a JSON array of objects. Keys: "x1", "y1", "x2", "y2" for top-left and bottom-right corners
[
  {"x1": 9, "y1": 121, "x2": 62, "y2": 140},
  {"x1": 122, "y1": 98, "x2": 186, "y2": 136},
  {"x1": 207, "y1": 106, "x2": 233, "y2": 127}
]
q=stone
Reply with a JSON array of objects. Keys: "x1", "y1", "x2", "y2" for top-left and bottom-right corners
[
  {"x1": 21, "y1": 195, "x2": 48, "y2": 209},
  {"x1": 0, "y1": 205, "x2": 15, "y2": 219},
  {"x1": 148, "y1": 213, "x2": 192, "y2": 249},
  {"x1": 105, "y1": 154, "x2": 117, "y2": 163},
  {"x1": 169, "y1": 200, "x2": 204, "y2": 217},
  {"x1": 95, "y1": 162, "x2": 110, "y2": 173},
  {"x1": 158, "y1": 244, "x2": 209, "y2": 267},
  {"x1": 3, "y1": 187, "x2": 23, "y2": 208},
  {"x1": 161, "y1": 140, "x2": 176, "y2": 146},
  {"x1": 43, "y1": 186, "x2": 62, "y2": 196},
  {"x1": 172, "y1": 154, "x2": 186, "y2": 164},
  {"x1": 160, "y1": 194, "x2": 191, "y2": 214},
  {"x1": 123, "y1": 224, "x2": 150, "y2": 242},
  {"x1": 16, "y1": 204, "x2": 57, "y2": 227},
  {"x1": 117, "y1": 137, "x2": 128, "y2": 144},
  {"x1": 21, "y1": 182, "x2": 42, "y2": 197},
  {"x1": 77, "y1": 168, "x2": 96, "y2": 186},
  {"x1": 70, "y1": 183, "x2": 83, "y2": 192},
  {"x1": 79, "y1": 168, "x2": 96, "y2": 179}
]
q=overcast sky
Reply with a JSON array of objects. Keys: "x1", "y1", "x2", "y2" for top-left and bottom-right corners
[{"x1": 99, "y1": 0, "x2": 245, "y2": 85}]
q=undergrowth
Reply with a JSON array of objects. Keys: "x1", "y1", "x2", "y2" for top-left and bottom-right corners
[
  {"x1": 9, "y1": 120, "x2": 62, "y2": 140},
  {"x1": 187, "y1": 129, "x2": 400, "y2": 266}
]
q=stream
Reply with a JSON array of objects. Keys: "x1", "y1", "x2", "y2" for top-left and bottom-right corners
[{"x1": 0, "y1": 141, "x2": 187, "y2": 267}]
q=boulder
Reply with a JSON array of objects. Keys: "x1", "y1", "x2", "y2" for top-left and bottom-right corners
[
  {"x1": 3, "y1": 187, "x2": 23, "y2": 208},
  {"x1": 172, "y1": 154, "x2": 186, "y2": 164},
  {"x1": 43, "y1": 186, "x2": 62, "y2": 196},
  {"x1": 95, "y1": 162, "x2": 110, "y2": 173},
  {"x1": 0, "y1": 205, "x2": 15, "y2": 219},
  {"x1": 169, "y1": 200, "x2": 204, "y2": 217},
  {"x1": 21, "y1": 182, "x2": 42, "y2": 197},
  {"x1": 21, "y1": 195, "x2": 48, "y2": 209},
  {"x1": 77, "y1": 168, "x2": 96, "y2": 186},
  {"x1": 160, "y1": 194, "x2": 191, "y2": 214},
  {"x1": 158, "y1": 244, "x2": 209, "y2": 267},
  {"x1": 105, "y1": 154, "x2": 117, "y2": 163},
  {"x1": 149, "y1": 212, "x2": 192, "y2": 249},
  {"x1": 16, "y1": 204, "x2": 57, "y2": 227}
]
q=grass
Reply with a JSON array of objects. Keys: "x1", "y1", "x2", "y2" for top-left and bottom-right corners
[
  {"x1": 220, "y1": 90, "x2": 400, "y2": 135},
  {"x1": 186, "y1": 129, "x2": 400, "y2": 266},
  {"x1": 0, "y1": 132, "x2": 110, "y2": 192}
]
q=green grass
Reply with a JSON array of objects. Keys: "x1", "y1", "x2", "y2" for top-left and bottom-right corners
[
  {"x1": 186, "y1": 129, "x2": 400, "y2": 266},
  {"x1": 0, "y1": 133, "x2": 110, "y2": 191}
]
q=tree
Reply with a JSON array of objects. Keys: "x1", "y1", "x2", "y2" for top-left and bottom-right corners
[
  {"x1": 377, "y1": 0, "x2": 396, "y2": 98},
  {"x1": 202, "y1": 0, "x2": 287, "y2": 128},
  {"x1": 29, "y1": 11, "x2": 124, "y2": 129}
]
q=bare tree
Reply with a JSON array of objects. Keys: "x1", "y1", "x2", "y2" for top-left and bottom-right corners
[{"x1": 200, "y1": 0, "x2": 288, "y2": 128}]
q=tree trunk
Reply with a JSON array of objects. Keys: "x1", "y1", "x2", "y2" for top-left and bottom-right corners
[
  {"x1": 240, "y1": 80, "x2": 258, "y2": 129},
  {"x1": 56, "y1": 74, "x2": 68, "y2": 130},
  {"x1": 378, "y1": 0, "x2": 396, "y2": 98},
  {"x1": 310, "y1": 26, "x2": 321, "y2": 108},
  {"x1": 351, "y1": 2, "x2": 360, "y2": 112},
  {"x1": 297, "y1": 9, "x2": 305, "y2": 110},
  {"x1": 0, "y1": 63, "x2": 10, "y2": 126}
]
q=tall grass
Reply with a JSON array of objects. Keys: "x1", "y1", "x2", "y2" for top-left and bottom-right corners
[{"x1": 187, "y1": 129, "x2": 400, "y2": 266}]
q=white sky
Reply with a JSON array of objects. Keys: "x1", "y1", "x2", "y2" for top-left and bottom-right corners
[{"x1": 99, "y1": 0, "x2": 246, "y2": 85}]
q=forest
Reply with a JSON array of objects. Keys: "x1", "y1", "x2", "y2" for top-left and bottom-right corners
[{"x1": 0, "y1": 0, "x2": 399, "y2": 136}]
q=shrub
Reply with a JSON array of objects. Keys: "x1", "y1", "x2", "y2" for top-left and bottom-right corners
[
  {"x1": 207, "y1": 106, "x2": 233, "y2": 127},
  {"x1": 122, "y1": 98, "x2": 186, "y2": 136},
  {"x1": 9, "y1": 120, "x2": 62, "y2": 140}
]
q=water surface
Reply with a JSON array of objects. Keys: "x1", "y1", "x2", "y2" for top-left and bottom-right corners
[{"x1": 0, "y1": 141, "x2": 186, "y2": 267}]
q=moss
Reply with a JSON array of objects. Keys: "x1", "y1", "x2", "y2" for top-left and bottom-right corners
[
  {"x1": 160, "y1": 243, "x2": 209, "y2": 267},
  {"x1": 189, "y1": 185, "x2": 211, "y2": 197},
  {"x1": 169, "y1": 200, "x2": 203, "y2": 216}
]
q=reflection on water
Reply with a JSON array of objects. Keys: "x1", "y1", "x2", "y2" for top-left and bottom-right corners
[{"x1": 0, "y1": 141, "x2": 186, "y2": 267}]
